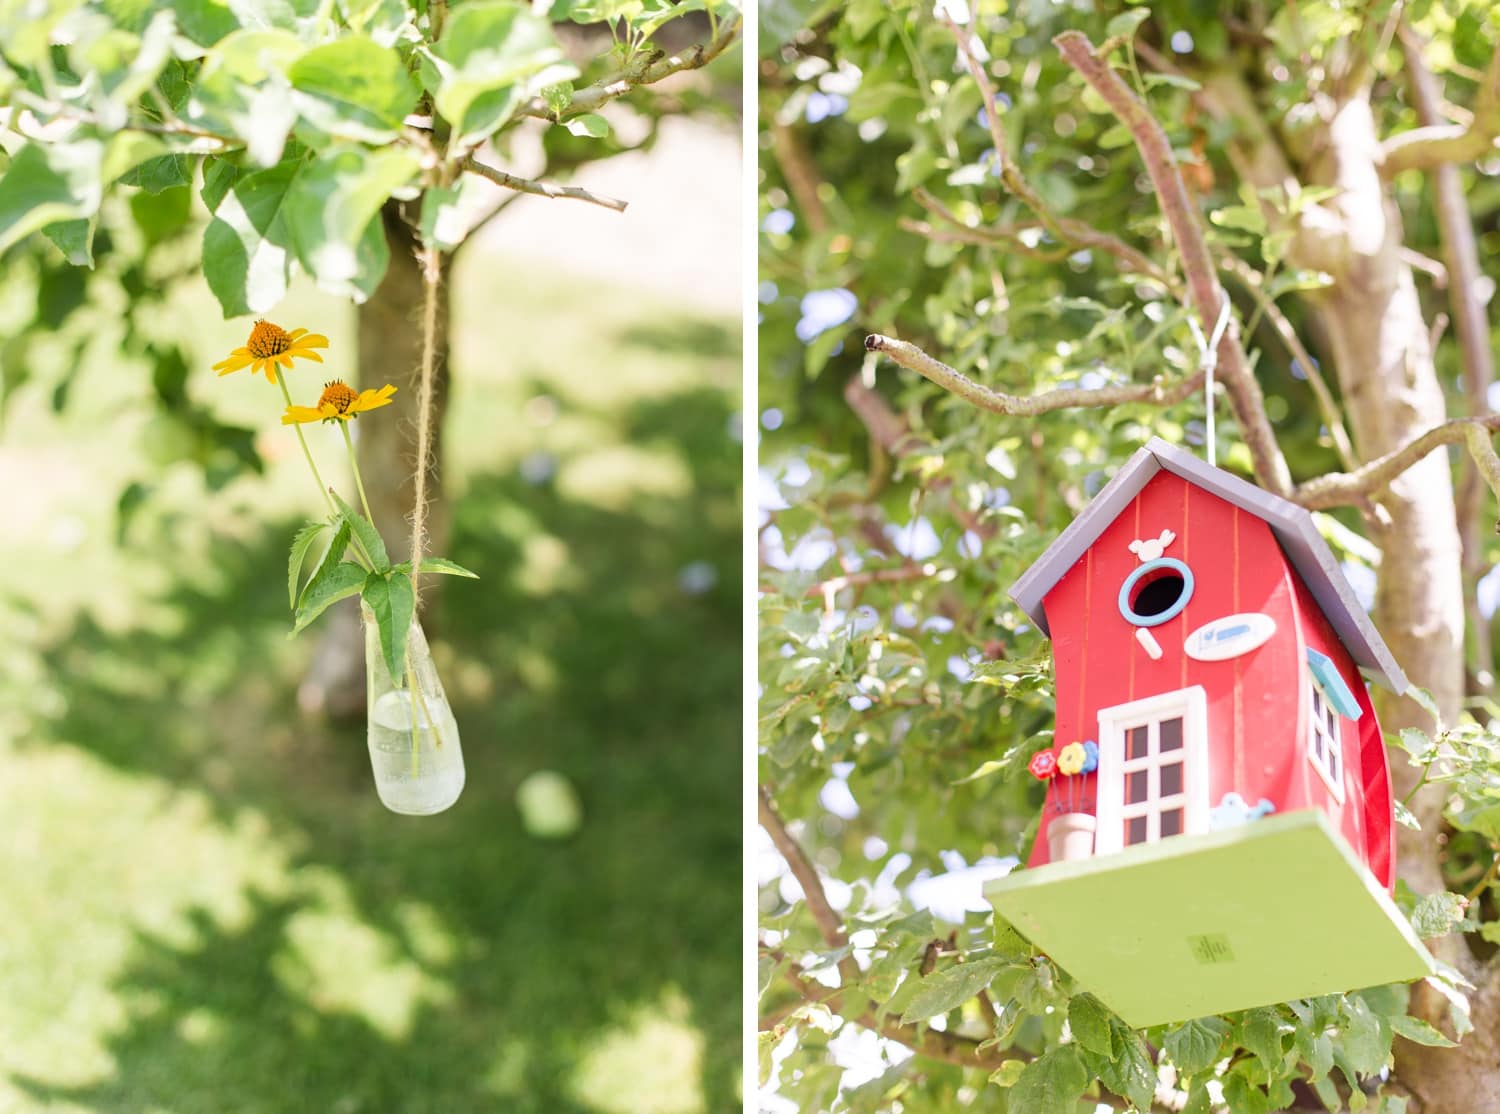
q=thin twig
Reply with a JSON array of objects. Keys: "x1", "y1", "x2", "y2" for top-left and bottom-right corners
[
  {"x1": 461, "y1": 156, "x2": 629, "y2": 212},
  {"x1": 940, "y1": 21, "x2": 1174, "y2": 290},
  {"x1": 522, "y1": 16, "x2": 741, "y2": 121},
  {"x1": 1054, "y1": 31, "x2": 1293, "y2": 498},
  {"x1": 408, "y1": 242, "x2": 443, "y2": 604},
  {"x1": 864, "y1": 333, "x2": 1204, "y2": 416},
  {"x1": 1294, "y1": 416, "x2": 1500, "y2": 509},
  {"x1": 1219, "y1": 254, "x2": 1358, "y2": 471}
]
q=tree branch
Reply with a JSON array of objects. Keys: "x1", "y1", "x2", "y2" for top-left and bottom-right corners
[
  {"x1": 759, "y1": 785, "x2": 847, "y2": 948},
  {"x1": 1053, "y1": 31, "x2": 1294, "y2": 498},
  {"x1": 1381, "y1": 43, "x2": 1500, "y2": 175},
  {"x1": 522, "y1": 17, "x2": 741, "y2": 121},
  {"x1": 460, "y1": 155, "x2": 629, "y2": 212},
  {"x1": 941, "y1": 20, "x2": 1174, "y2": 291},
  {"x1": 864, "y1": 333, "x2": 1203, "y2": 416},
  {"x1": 1294, "y1": 417, "x2": 1500, "y2": 510}
]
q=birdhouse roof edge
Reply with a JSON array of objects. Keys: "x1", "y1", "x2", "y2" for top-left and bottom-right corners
[{"x1": 1006, "y1": 438, "x2": 1408, "y2": 694}]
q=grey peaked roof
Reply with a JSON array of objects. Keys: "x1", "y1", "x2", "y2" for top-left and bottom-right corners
[{"x1": 1008, "y1": 438, "x2": 1408, "y2": 693}]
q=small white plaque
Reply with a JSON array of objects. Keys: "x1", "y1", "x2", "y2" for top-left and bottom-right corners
[{"x1": 1184, "y1": 613, "x2": 1276, "y2": 662}]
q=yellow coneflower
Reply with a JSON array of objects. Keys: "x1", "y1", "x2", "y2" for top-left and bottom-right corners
[
  {"x1": 213, "y1": 320, "x2": 329, "y2": 384},
  {"x1": 281, "y1": 380, "x2": 397, "y2": 425}
]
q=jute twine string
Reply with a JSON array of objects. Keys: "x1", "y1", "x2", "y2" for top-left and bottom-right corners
[{"x1": 407, "y1": 243, "x2": 442, "y2": 608}]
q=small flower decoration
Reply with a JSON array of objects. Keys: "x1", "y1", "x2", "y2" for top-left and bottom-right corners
[
  {"x1": 213, "y1": 319, "x2": 329, "y2": 384},
  {"x1": 1056, "y1": 742, "x2": 1087, "y2": 777},
  {"x1": 1081, "y1": 740, "x2": 1099, "y2": 774},
  {"x1": 1028, "y1": 749, "x2": 1058, "y2": 780},
  {"x1": 282, "y1": 380, "x2": 397, "y2": 425}
]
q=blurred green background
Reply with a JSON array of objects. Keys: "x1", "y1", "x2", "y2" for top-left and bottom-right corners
[{"x1": 0, "y1": 121, "x2": 741, "y2": 1112}]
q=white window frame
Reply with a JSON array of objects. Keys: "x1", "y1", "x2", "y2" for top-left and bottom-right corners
[
  {"x1": 1306, "y1": 669, "x2": 1347, "y2": 803},
  {"x1": 1095, "y1": 686, "x2": 1210, "y2": 855}
]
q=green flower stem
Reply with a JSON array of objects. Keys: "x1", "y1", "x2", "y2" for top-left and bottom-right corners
[
  {"x1": 277, "y1": 375, "x2": 375, "y2": 571},
  {"x1": 340, "y1": 422, "x2": 378, "y2": 531}
]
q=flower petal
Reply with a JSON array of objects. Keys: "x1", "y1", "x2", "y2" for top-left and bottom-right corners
[
  {"x1": 287, "y1": 328, "x2": 308, "y2": 340},
  {"x1": 281, "y1": 406, "x2": 326, "y2": 425},
  {"x1": 295, "y1": 333, "x2": 330, "y2": 350},
  {"x1": 295, "y1": 349, "x2": 324, "y2": 364},
  {"x1": 213, "y1": 351, "x2": 254, "y2": 374}
]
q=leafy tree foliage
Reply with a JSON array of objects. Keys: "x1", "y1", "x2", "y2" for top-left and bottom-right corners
[
  {"x1": 0, "y1": 0, "x2": 740, "y2": 499},
  {"x1": 758, "y1": 1, "x2": 1500, "y2": 1110}
]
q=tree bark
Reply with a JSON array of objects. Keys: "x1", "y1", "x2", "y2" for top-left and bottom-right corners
[
  {"x1": 1293, "y1": 92, "x2": 1492, "y2": 1114},
  {"x1": 298, "y1": 200, "x2": 450, "y2": 720}
]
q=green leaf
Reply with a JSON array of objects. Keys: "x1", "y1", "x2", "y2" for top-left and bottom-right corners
[
  {"x1": 202, "y1": 160, "x2": 299, "y2": 317},
  {"x1": 1145, "y1": 72, "x2": 1202, "y2": 91},
  {"x1": 1105, "y1": 8, "x2": 1150, "y2": 39},
  {"x1": 1239, "y1": 1006, "x2": 1290, "y2": 1071},
  {"x1": 1340, "y1": 996, "x2": 1393, "y2": 1075},
  {"x1": 292, "y1": 561, "x2": 366, "y2": 633},
  {"x1": 362, "y1": 570, "x2": 415, "y2": 680},
  {"x1": 391, "y1": 557, "x2": 480, "y2": 579},
  {"x1": 288, "y1": 35, "x2": 421, "y2": 142},
  {"x1": 43, "y1": 219, "x2": 96, "y2": 266},
  {"x1": 330, "y1": 490, "x2": 389, "y2": 572},
  {"x1": 898, "y1": 957, "x2": 1009, "y2": 1025},
  {"x1": 427, "y1": 1, "x2": 577, "y2": 146},
  {"x1": 0, "y1": 141, "x2": 104, "y2": 257},
  {"x1": 565, "y1": 112, "x2": 610, "y2": 138},
  {"x1": 1097, "y1": 1025, "x2": 1156, "y2": 1113},
  {"x1": 1066, "y1": 993, "x2": 1115, "y2": 1057},
  {"x1": 1410, "y1": 891, "x2": 1469, "y2": 939},
  {"x1": 1406, "y1": 686, "x2": 1441, "y2": 728},
  {"x1": 1389, "y1": 1015, "x2": 1455, "y2": 1048},
  {"x1": 1009, "y1": 1045, "x2": 1089, "y2": 1114},
  {"x1": 287, "y1": 521, "x2": 330, "y2": 609},
  {"x1": 1164, "y1": 1016, "x2": 1229, "y2": 1076},
  {"x1": 298, "y1": 517, "x2": 350, "y2": 604},
  {"x1": 282, "y1": 146, "x2": 418, "y2": 300},
  {"x1": 987, "y1": 1059, "x2": 1024, "y2": 1087}
]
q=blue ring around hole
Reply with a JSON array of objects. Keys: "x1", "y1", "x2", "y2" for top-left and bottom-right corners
[{"x1": 1118, "y1": 557, "x2": 1194, "y2": 628}]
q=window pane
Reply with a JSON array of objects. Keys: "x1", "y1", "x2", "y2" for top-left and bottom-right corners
[
  {"x1": 1327, "y1": 706, "x2": 1337, "y2": 734},
  {"x1": 1127, "y1": 816, "x2": 1148, "y2": 845},
  {"x1": 1160, "y1": 763, "x2": 1183, "y2": 796},
  {"x1": 1312, "y1": 734, "x2": 1323, "y2": 761},
  {"x1": 1161, "y1": 809, "x2": 1183, "y2": 837},
  {"x1": 1127, "y1": 726, "x2": 1149, "y2": 759},
  {"x1": 1127, "y1": 770, "x2": 1149, "y2": 804},
  {"x1": 1160, "y1": 718, "x2": 1183, "y2": 751}
]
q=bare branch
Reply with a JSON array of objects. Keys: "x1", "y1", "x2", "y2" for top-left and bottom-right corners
[
  {"x1": 461, "y1": 155, "x2": 629, "y2": 212},
  {"x1": 1382, "y1": 44, "x2": 1500, "y2": 175},
  {"x1": 1054, "y1": 31, "x2": 1293, "y2": 498},
  {"x1": 521, "y1": 17, "x2": 741, "y2": 121},
  {"x1": 758, "y1": 786, "x2": 847, "y2": 948},
  {"x1": 1294, "y1": 417, "x2": 1500, "y2": 510},
  {"x1": 768, "y1": 116, "x2": 830, "y2": 235},
  {"x1": 940, "y1": 21, "x2": 1174, "y2": 290},
  {"x1": 864, "y1": 333, "x2": 1203, "y2": 416}
]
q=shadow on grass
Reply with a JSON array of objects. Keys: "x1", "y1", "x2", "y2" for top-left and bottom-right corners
[{"x1": 7, "y1": 380, "x2": 741, "y2": 1113}]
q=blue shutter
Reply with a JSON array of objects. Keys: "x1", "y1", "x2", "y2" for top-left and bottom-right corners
[{"x1": 1307, "y1": 648, "x2": 1362, "y2": 720}]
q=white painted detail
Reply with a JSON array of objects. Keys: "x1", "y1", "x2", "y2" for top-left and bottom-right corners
[
  {"x1": 1183, "y1": 612, "x2": 1276, "y2": 662},
  {"x1": 1095, "y1": 686, "x2": 1210, "y2": 855},
  {"x1": 1128, "y1": 528, "x2": 1177, "y2": 563},
  {"x1": 1135, "y1": 627, "x2": 1163, "y2": 659}
]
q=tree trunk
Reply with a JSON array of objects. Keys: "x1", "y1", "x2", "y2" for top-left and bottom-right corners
[
  {"x1": 1296, "y1": 93, "x2": 1494, "y2": 1114},
  {"x1": 298, "y1": 201, "x2": 451, "y2": 721}
]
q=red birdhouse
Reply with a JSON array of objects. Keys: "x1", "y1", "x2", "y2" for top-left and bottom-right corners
[{"x1": 984, "y1": 439, "x2": 1433, "y2": 1026}]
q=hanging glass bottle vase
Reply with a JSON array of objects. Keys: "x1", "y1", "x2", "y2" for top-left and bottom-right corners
[{"x1": 361, "y1": 602, "x2": 465, "y2": 815}]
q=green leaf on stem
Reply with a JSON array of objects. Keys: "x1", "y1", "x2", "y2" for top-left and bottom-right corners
[
  {"x1": 1009, "y1": 1045, "x2": 1088, "y2": 1114},
  {"x1": 287, "y1": 520, "x2": 329, "y2": 608},
  {"x1": 293, "y1": 561, "x2": 366, "y2": 634},
  {"x1": 362, "y1": 570, "x2": 414, "y2": 681},
  {"x1": 288, "y1": 34, "x2": 421, "y2": 142},
  {"x1": 898, "y1": 957, "x2": 1008, "y2": 1024},
  {"x1": 202, "y1": 160, "x2": 299, "y2": 317},
  {"x1": 1164, "y1": 1015, "x2": 1229, "y2": 1076},
  {"x1": 1066, "y1": 992, "x2": 1115, "y2": 1057},
  {"x1": 330, "y1": 490, "x2": 389, "y2": 571},
  {"x1": 392, "y1": 556, "x2": 480, "y2": 579}
]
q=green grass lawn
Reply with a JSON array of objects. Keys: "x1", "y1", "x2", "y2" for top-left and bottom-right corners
[{"x1": 0, "y1": 245, "x2": 741, "y2": 1113}]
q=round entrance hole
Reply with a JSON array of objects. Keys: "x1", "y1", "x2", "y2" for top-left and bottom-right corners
[{"x1": 1118, "y1": 558, "x2": 1194, "y2": 627}]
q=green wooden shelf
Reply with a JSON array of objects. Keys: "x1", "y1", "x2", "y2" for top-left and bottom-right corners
[{"x1": 983, "y1": 810, "x2": 1433, "y2": 1028}]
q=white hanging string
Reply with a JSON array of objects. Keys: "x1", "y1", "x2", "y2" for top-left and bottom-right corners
[{"x1": 1185, "y1": 295, "x2": 1232, "y2": 468}]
